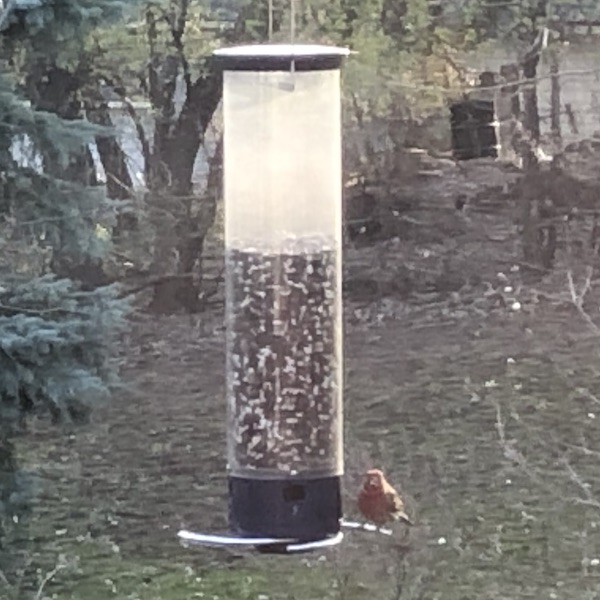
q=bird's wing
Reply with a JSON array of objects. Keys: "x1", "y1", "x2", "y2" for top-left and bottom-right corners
[
  {"x1": 385, "y1": 490, "x2": 405, "y2": 513},
  {"x1": 385, "y1": 490, "x2": 413, "y2": 524}
]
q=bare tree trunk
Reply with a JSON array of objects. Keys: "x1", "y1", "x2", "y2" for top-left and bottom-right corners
[
  {"x1": 139, "y1": 2, "x2": 222, "y2": 313},
  {"x1": 86, "y1": 100, "x2": 137, "y2": 234}
]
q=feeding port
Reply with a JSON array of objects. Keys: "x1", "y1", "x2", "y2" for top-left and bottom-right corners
[{"x1": 216, "y1": 44, "x2": 349, "y2": 542}]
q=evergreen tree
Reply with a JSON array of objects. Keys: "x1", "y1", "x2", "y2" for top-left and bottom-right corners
[{"x1": 0, "y1": 0, "x2": 130, "y2": 583}]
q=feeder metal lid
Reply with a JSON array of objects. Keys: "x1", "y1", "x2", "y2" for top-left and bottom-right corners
[
  {"x1": 214, "y1": 44, "x2": 351, "y2": 58},
  {"x1": 213, "y1": 44, "x2": 351, "y2": 72}
]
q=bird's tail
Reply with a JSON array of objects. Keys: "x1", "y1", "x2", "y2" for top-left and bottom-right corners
[{"x1": 395, "y1": 511, "x2": 414, "y2": 526}]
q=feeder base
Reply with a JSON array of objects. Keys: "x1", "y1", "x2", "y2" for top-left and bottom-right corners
[
  {"x1": 228, "y1": 474, "x2": 342, "y2": 540},
  {"x1": 178, "y1": 529, "x2": 344, "y2": 554}
]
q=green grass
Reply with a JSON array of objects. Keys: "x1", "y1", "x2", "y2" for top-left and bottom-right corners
[
  {"x1": 8, "y1": 310, "x2": 600, "y2": 600},
  {"x1": 17, "y1": 538, "x2": 373, "y2": 600}
]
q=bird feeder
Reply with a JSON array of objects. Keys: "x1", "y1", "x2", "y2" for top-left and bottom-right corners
[
  {"x1": 178, "y1": 43, "x2": 350, "y2": 554},
  {"x1": 222, "y1": 43, "x2": 348, "y2": 546}
]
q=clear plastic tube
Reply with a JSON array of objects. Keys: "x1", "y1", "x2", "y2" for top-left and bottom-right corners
[{"x1": 222, "y1": 50, "x2": 345, "y2": 480}]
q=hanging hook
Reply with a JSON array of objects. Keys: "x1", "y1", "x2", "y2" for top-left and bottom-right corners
[{"x1": 288, "y1": 0, "x2": 296, "y2": 91}]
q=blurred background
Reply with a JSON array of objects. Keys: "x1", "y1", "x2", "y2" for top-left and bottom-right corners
[{"x1": 2, "y1": 0, "x2": 600, "y2": 598}]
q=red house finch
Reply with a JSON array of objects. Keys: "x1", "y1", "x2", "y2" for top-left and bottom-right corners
[{"x1": 357, "y1": 469, "x2": 413, "y2": 526}]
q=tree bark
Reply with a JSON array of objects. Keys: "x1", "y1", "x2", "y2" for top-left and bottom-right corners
[
  {"x1": 139, "y1": 5, "x2": 223, "y2": 312},
  {"x1": 86, "y1": 100, "x2": 137, "y2": 234}
]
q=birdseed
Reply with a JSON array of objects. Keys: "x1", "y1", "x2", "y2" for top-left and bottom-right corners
[{"x1": 226, "y1": 238, "x2": 341, "y2": 476}]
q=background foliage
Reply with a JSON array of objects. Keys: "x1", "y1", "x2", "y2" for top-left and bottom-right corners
[{"x1": 3, "y1": 0, "x2": 600, "y2": 598}]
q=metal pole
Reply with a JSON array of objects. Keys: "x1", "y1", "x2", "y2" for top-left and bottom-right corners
[
  {"x1": 290, "y1": 0, "x2": 295, "y2": 44},
  {"x1": 268, "y1": 0, "x2": 273, "y2": 41}
]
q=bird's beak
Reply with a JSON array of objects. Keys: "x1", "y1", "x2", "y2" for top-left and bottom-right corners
[{"x1": 364, "y1": 475, "x2": 377, "y2": 489}]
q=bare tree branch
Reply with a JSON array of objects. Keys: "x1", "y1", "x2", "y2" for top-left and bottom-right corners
[
  {"x1": 567, "y1": 266, "x2": 600, "y2": 333},
  {"x1": 493, "y1": 395, "x2": 600, "y2": 513},
  {"x1": 170, "y1": 0, "x2": 192, "y2": 91}
]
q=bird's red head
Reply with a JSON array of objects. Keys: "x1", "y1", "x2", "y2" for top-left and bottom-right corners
[{"x1": 363, "y1": 468, "x2": 385, "y2": 491}]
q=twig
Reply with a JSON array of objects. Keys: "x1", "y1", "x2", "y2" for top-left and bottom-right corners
[
  {"x1": 562, "y1": 442, "x2": 600, "y2": 459},
  {"x1": 391, "y1": 540, "x2": 410, "y2": 600},
  {"x1": 34, "y1": 561, "x2": 68, "y2": 600},
  {"x1": 117, "y1": 272, "x2": 224, "y2": 299},
  {"x1": 493, "y1": 400, "x2": 562, "y2": 492},
  {"x1": 560, "y1": 456, "x2": 600, "y2": 510},
  {"x1": 494, "y1": 392, "x2": 600, "y2": 513},
  {"x1": 106, "y1": 172, "x2": 137, "y2": 197},
  {"x1": 169, "y1": 0, "x2": 192, "y2": 91},
  {"x1": 395, "y1": 65, "x2": 600, "y2": 96},
  {"x1": 0, "y1": 302, "x2": 87, "y2": 317},
  {"x1": 566, "y1": 267, "x2": 600, "y2": 334},
  {"x1": 576, "y1": 387, "x2": 600, "y2": 406},
  {"x1": 0, "y1": 0, "x2": 17, "y2": 32}
]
